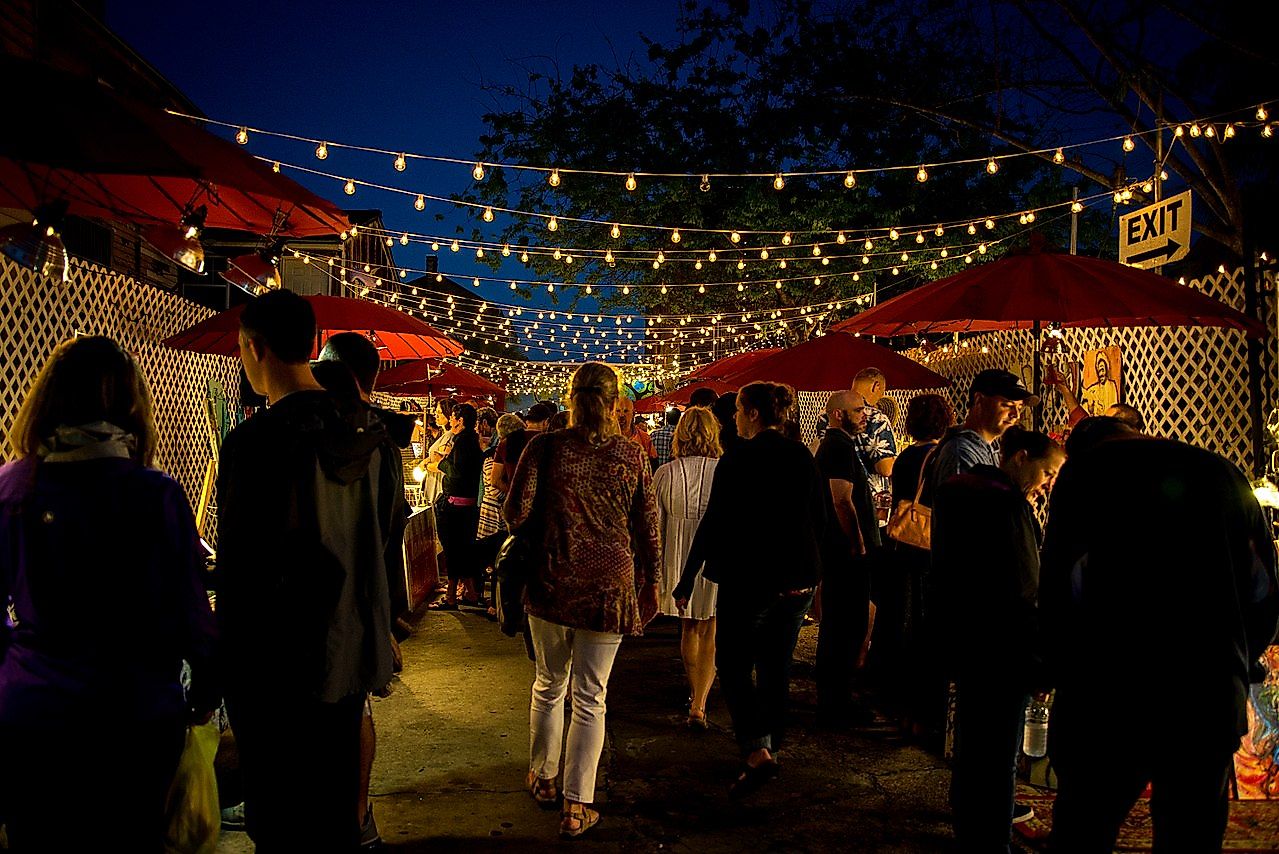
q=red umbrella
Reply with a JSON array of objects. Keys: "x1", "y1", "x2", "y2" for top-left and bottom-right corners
[
  {"x1": 0, "y1": 57, "x2": 347, "y2": 237},
  {"x1": 163, "y1": 295, "x2": 463, "y2": 360},
  {"x1": 684, "y1": 348, "x2": 782, "y2": 381},
  {"x1": 830, "y1": 242, "x2": 1266, "y2": 338},
  {"x1": 721, "y1": 332, "x2": 950, "y2": 390},
  {"x1": 635, "y1": 379, "x2": 737, "y2": 413},
  {"x1": 378, "y1": 360, "x2": 506, "y2": 407}
]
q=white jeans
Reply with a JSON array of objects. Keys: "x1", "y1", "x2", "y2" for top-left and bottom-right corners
[{"x1": 527, "y1": 615, "x2": 623, "y2": 804}]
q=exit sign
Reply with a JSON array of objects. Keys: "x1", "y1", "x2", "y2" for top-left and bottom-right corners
[{"x1": 1119, "y1": 191, "x2": 1191, "y2": 268}]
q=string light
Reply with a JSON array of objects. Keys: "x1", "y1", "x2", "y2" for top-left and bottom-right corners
[
  {"x1": 343, "y1": 178, "x2": 356, "y2": 195},
  {"x1": 1053, "y1": 148, "x2": 1065, "y2": 164},
  {"x1": 548, "y1": 168, "x2": 561, "y2": 187},
  {"x1": 773, "y1": 173, "x2": 785, "y2": 190},
  {"x1": 1258, "y1": 106, "x2": 1270, "y2": 121},
  {"x1": 782, "y1": 232, "x2": 792, "y2": 246},
  {"x1": 671, "y1": 229, "x2": 681, "y2": 243},
  {"x1": 625, "y1": 173, "x2": 637, "y2": 191},
  {"x1": 235, "y1": 127, "x2": 249, "y2": 145},
  {"x1": 315, "y1": 142, "x2": 328, "y2": 160},
  {"x1": 986, "y1": 157, "x2": 999, "y2": 174},
  {"x1": 610, "y1": 224, "x2": 621, "y2": 239},
  {"x1": 482, "y1": 207, "x2": 494, "y2": 222},
  {"x1": 414, "y1": 194, "x2": 426, "y2": 211},
  {"x1": 844, "y1": 171, "x2": 856, "y2": 188},
  {"x1": 472, "y1": 162, "x2": 485, "y2": 180},
  {"x1": 547, "y1": 216, "x2": 558, "y2": 232},
  {"x1": 916, "y1": 166, "x2": 928, "y2": 182},
  {"x1": 1122, "y1": 136, "x2": 1136, "y2": 152},
  {"x1": 730, "y1": 231, "x2": 741, "y2": 243},
  {"x1": 394, "y1": 153, "x2": 407, "y2": 172},
  {"x1": 700, "y1": 174, "x2": 711, "y2": 192}
]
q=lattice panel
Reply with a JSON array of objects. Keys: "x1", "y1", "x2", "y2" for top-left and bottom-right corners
[
  {"x1": 897, "y1": 268, "x2": 1276, "y2": 473},
  {"x1": 0, "y1": 255, "x2": 240, "y2": 522}
]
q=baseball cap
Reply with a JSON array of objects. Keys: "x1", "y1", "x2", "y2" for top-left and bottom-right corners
[{"x1": 970, "y1": 369, "x2": 1040, "y2": 405}]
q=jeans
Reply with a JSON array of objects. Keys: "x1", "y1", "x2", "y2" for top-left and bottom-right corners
[
  {"x1": 951, "y1": 673, "x2": 1027, "y2": 853},
  {"x1": 815, "y1": 556, "x2": 872, "y2": 722},
  {"x1": 715, "y1": 586, "x2": 814, "y2": 754},
  {"x1": 528, "y1": 615, "x2": 623, "y2": 804}
]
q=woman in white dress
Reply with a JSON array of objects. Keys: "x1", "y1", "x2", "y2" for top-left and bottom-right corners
[
  {"x1": 654, "y1": 406, "x2": 722, "y2": 729},
  {"x1": 422, "y1": 398, "x2": 456, "y2": 508}
]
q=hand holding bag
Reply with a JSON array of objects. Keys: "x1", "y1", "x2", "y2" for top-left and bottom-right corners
[
  {"x1": 885, "y1": 444, "x2": 938, "y2": 551},
  {"x1": 164, "y1": 720, "x2": 221, "y2": 854}
]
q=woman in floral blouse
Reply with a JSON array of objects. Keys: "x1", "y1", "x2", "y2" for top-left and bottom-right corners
[{"x1": 504, "y1": 362, "x2": 661, "y2": 840}]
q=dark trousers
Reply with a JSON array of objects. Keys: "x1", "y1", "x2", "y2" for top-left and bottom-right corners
[
  {"x1": 866, "y1": 547, "x2": 911, "y2": 714},
  {"x1": 225, "y1": 689, "x2": 364, "y2": 853},
  {"x1": 1049, "y1": 706, "x2": 1235, "y2": 854},
  {"x1": 0, "y1": 717, "x2": 185, "y2": 853},
  {"x1": 715, "y1": 587, "x2": 813, "y2": 754},
  {"x1": 436, "y1": 500, "x2": 481, "y2": 585},
  {"x1": 815, "y1": 556, "x2": 871, "y2": 722},
  {"x1": 952, "y1": 672, "x2": 1027, "y2": 853}
]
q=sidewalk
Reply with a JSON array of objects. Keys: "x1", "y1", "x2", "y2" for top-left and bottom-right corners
[{"x1": 218, "y1": 611, "x2": 957, "y2": 852}]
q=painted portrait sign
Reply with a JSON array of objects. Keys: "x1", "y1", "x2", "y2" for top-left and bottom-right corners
[{"x1": 1079, "y1": 347, "x2": 1122, "y2": 417}]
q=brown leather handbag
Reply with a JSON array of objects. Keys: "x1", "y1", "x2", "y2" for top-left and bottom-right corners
[{"x1": 886, "y1": 444, "x2": 938, "y2": 550}]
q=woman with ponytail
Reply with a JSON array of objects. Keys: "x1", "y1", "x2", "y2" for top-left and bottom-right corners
[
  {"x1": 673, "y1": 381, "x2": 828, "y2": 798},
  {"x1": 504, "y1": 362, "x2": 662, "y2": 840}
]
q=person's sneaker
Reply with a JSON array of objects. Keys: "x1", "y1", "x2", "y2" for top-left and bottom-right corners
[
  {"x1": 220, "y1": 802, "x2": 246, "y2": 831},
  {"x1": 1011, "y1": 802, "x2": 1035, "y2": 823},
  {"x1": 360, "y1": 806, "x2": 382, "y2": 849}
]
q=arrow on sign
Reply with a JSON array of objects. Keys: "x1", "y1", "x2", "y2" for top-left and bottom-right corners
[{"x1": 1127, "y1": 237, "x2": 1183, "y2": 265}]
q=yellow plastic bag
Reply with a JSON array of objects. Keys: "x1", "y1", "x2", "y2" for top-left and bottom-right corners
[{"x1": 164, "y1": 721, "x2": 221, "y2": 854}]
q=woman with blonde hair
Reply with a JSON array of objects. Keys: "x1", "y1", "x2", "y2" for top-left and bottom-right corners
[
  {"x1": 504, "y1": 361, "x2": 662, "y2": 840},
  {"x1": 0, "y1": 337, "x2": 218, "y2": 851},
  {"x1": 654, "y1": 406, "x2": 722, "y2": 729}
]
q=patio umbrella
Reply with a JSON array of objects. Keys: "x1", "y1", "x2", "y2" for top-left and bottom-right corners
[
  {"x1": 684, "y1": 348, "x2": 782, "y2": 382},
  {"x1": 163, "y1": 295, "x2": 463, "y2": 360},
  {"x1": 378, "y1": 360, "x2": 506, "y2": 408},
  {"x1": 0, "y1": 56, "x2": 347, "y2": 237},
  {"x1": 634, "y1": 379, "x2": 737, "y2": 414},
  {"x1": 720, "y1": 332, "x2": 950, "y2": 390},
  {"x1": 829, "y1": 240, "x2": 1265, "y2": 339}
]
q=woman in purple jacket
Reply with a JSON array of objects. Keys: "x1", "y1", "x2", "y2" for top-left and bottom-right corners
[{"x1": 0, "y1": 337, "x2": 218, "y2": 852}]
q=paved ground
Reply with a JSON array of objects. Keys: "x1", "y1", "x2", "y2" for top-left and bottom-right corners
[{"x1": 217, "y1": 609, "x2": 960, "y2": 852}]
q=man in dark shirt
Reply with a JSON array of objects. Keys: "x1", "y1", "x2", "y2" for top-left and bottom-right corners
[
  {"x1": 1041, "y1": 433, "x2": 1279, "y2": 852},
  {"x1": 813, "y1": 390, "x2": 881, "y2": 728},
  {"x1": 217, "y1": 291, "x2": 396, "y2": 852}
]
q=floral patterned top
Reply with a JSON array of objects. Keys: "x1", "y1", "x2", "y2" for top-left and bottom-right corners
[{"x1": 504, "y1": 429, "x2": 662, "y2": 636}]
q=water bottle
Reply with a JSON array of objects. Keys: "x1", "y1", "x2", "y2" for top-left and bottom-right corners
[{"x1": 1022, "y1": 697, "x2": 1050, "y2": 758}]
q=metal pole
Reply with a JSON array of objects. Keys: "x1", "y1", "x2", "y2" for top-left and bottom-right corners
[
  {"x1": 1153, "y1": 123, "x2": 1165, "y2": 274},
  {"x1": 1070, "y1": 187, "x2": 1079, "y2": 255},
  {"x1": 1033, "y1": 320, "x2": 1043, "y2": 432},
  {"x1": 1244, "y1": 232, "x2": 1266, "y2": 476}
]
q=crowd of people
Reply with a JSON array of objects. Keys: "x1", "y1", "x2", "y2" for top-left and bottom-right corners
[{"x1": 0, "y1": 287, "x2": 1275, "y2": 852}]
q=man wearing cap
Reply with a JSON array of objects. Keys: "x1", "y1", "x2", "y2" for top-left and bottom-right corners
[{"x1": 929, "y1": 369, "x2": 1039, "y2": 497}]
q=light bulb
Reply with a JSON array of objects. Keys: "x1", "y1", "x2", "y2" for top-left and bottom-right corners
[
  {"x1": 852, "y1": 273, "x2": 860, "y2": 282},
  {"x1": 773, "y1": 173, "x2": 785, "y2": 190},
  {"x1": 625, "y1": 173, "x2": 637, "y2": 191},
  {"x1": 935, "y1": 225, "x2": 945, "y2": 237},
  {"x1": 708, "y1": 250, "x2": 717, "y2": 262},
  {"x1": 1113, "y1": 191, "x2": 1124, "y2": 203},
  {"x1": 844, "y1": 170, "x2": 856, "y2": 188},
  {"x1": 1053, "y1": 148, "x2": 1065, "y2": 164},
  {"x1": 730, "y1": 231, "x2": 741, "y2": 243},
  {"x1": 343, "y1": 179, "x2": 356, "y2": 195},
  {"x1": 272, "y1": 161, "x2": 280, "y2": 172},
  {"x1": 1122, "y1": 188, "x2": 1133, "y2": 200},
  {"x1": 1123, "y1": 136, "x2": 1136, "y2": 152},
  {"x1": 414, "y1": 194, "x2": 425, "y2": 211},
  {"x1": 1189, "y1": 124, "x2": 1201, "y2": 138},
  {"x1": 700, "y1": 174, "x2": 711, "y2": 192},
  {"x1": 1071, "y1": 201, "x2": 1083, "y2": 213},
  {"x1": 315, "y1": 142, "x2": 328, "y2": 160},
  {"x1": 610, "y1": 224, "x2": 621, "y2": 239},
  {"x1": 661, "y1": 284, "x2": 668, "y2": 294},
  {"x1": 862, "y1": 255, "x2": 870, "y2": 265},
  {"x1": 547, "y1": 216, "x2": 558, "y2": 231},
  {"x1": 698, "y1": 284, "x2": 706, "y2": 294},
  {"x1": 502, "y1": 244, "x2": 511, "y2": 257},
  {"x1": 782, "y1": 232, "x2": 792, "y2": 246},
  {"x1": 891, "y1": 267, "x2": 899, "y2": 275},
  {"x1": 430, "y1": 241, "x2": 439, "y2": 250},
  {"x1": 450, "y1": 239, "x2": 460, "y2": 252},
  {"x1": 940, "y1": 248, "x2": 949, "y2": 257},
  {"x1": 978, "y1": 243, "x2": 988, "y2": 254},
  {"x1": 760, "y1": 249, "x2": 769, "y2": 260},
  {"x1": 737, "y1": 282, "x2": 745, "y2": 291},
  {"x1": 472, "y1": 162, "x2": 485, "y2": 180},
  {"x1": 1143, "y1": 181, "x2": 1154, "y2": 193},
  {"x1": 1265, "y1": 125, "x2": 1275, "y2": 139},
  {"x1": 985, "y1": 218, "x2": 996, "y2": 230},
  {"x1": 916, "y1": 166, "x2": 928, "y2": 182},
  {"x1": 986, "y1": 157, "x2": 999, "y2": 174},
  {"x1": 585, "y1": 284, "x2": 592, "y2": 294},
  {"x1": 812, "y1": 245, "x2": 822, "y2": 256},
  {"x1": 1019, "y1": 214, "x2": 1028, "y2": 225},
  {"x1": 821, "y1": 257, "x2": 830, "y2": 266},
  {"x1": 967, "y1": 223, "x2": 977, "y2": 235},
  {"x1": 1174, "y1": 125, "x2": 1185, "y2": 137},
  {"x1": 623, "y1": 285, "x2": 630, "y2": 294},
  {"x1": 779, "y1": 260, "x2": 787, "y2": 269},
  {"x1": 1205, "y1": 125, "x2": 1216, "y2": 138},
  {"x1": 605, "y1": 249, "x2": 614, "y2": 263},
  {"x1": 915, "y1": 232, "x2": 925, "y2": 244},
  {"x1": 836, "y1": 231, "x2": 847, "y2": 244},
  {"x1": 553, "y1": 248, "x2": 562, "y2": 260},
  {"x1": 864, "y1": 238, "x2": 873, "y2": 251},
  {"x1": 694, "y1": 260, "x2": 702, "y2": 270},
  {"x1": 394, "y1": 153, "x2": 407, "y2": 172},
  {"x1": 400, "y1": 233, "x2": 409, "y2": 246},
  {"x1": 737, "y1": 260, "x2": 746, "y2": 270},
  {"x1": 235, "y1": 127, "x2": 249, "y2": 145},
  {"x1": 671, "y1": 229, "x2": 681, "y2": 243},
  {"x1": 1224, "y1": 124, "x2": 1236, "y2": 140},
  {"x1": 889, "y1": 229, "x2": 899, "y2": 241}
]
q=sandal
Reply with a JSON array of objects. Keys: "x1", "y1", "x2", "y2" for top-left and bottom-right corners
[
  {"x1": 559, "y1": 802, "x2": 600, "y2": 839},
  {"x1": 729, "y1": 759, "x2": 780, "y2": 799},
  {"x1": 686, "y1": 709, "x2": 708, "y2": 731},
  {"x1": 526, "y1": 771, "x2": 558, "y2": 809}
]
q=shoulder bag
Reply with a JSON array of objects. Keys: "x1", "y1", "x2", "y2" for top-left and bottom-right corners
[
  {"x1": 493, "y1": 434, "x2": 554, "y2": 637},
  {"x1": 885, "y1": 443, "x2": 938, "y2": 551}
]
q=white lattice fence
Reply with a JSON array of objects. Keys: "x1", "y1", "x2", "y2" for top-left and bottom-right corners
[
  {"x1": 0, "y1": 255, "x2": 240, "y2": 514},
  {"x1": 898, "y1": 268, "x2": 1276, "y2": 473}
]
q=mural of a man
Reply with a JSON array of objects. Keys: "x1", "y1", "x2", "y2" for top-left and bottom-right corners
[{"x1": 1081, "y1": 351, "x2": 1120, "y2": 417}]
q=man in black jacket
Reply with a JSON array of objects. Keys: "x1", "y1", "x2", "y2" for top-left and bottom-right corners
[
  {"x1": 218, "y1": 291, "x2": 397, "y2": 852},
  {"x1": 814, "y1": 390, "x2": 880, "y2": 728},
  {"x1": 1041, "y1": 432, "x2": 1279, "y2": 852}
]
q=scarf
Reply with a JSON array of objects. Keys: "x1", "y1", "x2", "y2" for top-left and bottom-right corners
[{"x1": 37, "y1": 420, "x2": 138, "y2": 463}]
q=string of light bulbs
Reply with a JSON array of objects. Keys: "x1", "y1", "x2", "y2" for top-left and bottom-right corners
[{"x1": 174, "y1": 99, "x2": 1274, "y2": 187}]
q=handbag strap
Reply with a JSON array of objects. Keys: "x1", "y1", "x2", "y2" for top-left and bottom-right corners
[{"x1": 912, "y1": 441, "x2": 941, "y2": 504}]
